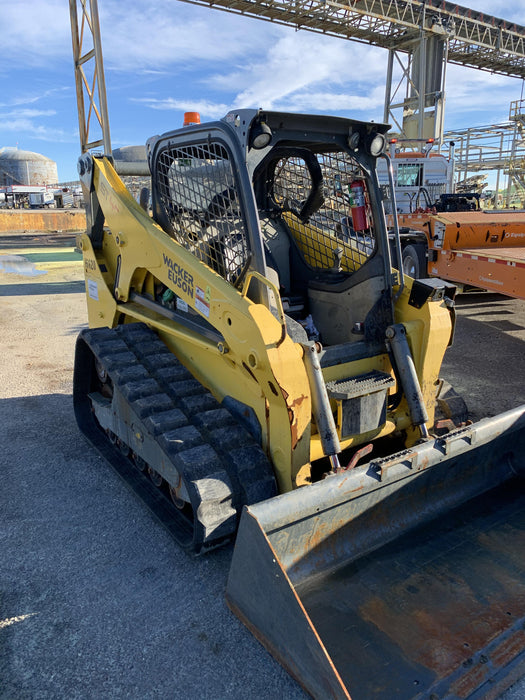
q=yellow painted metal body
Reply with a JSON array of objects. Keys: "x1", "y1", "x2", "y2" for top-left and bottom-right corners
[
  {"x1": 81, "y1": 158, "x2": 311, "y2": 492},
  {"x1": 282, "y1": 213, "x2": 369, "y2": 272},
  {"x1": 393, "y1": 278, "x2": 453, "y2": 443},
  {"x1": 81, "y1": 157, "x2": 453, "y2": 491}
]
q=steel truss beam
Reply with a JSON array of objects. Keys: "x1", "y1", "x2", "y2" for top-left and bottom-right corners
[
  {"x1": 69, "y1": 0, "x2": 112, "y2": 155},
  {"x1": 179, "y1": 0, "x2": 525, "y2": 79}
]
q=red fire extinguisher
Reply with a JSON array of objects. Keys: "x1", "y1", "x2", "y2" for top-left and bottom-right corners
[{"x1": 348, "y1": 179, "x2": 368, "y2": 232}]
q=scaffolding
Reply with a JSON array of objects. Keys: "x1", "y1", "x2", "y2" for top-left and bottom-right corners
[{"x1": 445, "y1": 99, "x2": 525, "y2": 208}]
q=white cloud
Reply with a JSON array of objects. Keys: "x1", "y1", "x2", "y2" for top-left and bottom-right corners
[
  {"x1": 133, "y1": 97, "x2": 230, "y2": 120},
  {"x1": 0, "y1": 119, "x2": 74, "y2": 143},
  {"x1": 0, "y1": 88, "x2": 70, "y2": 110},
  {"x1": 274, "y1": 85, "x2": 386, "y2": 116},
  {"x1": 0, "y1": 91, "x2": 72, "y2": 144},
  {"x1": 203, "y1": 32, "x2": 386, "y2": 112},
  {"x1": 2, "y1": 109, "x2": 57, "y2": 119},
  {"x1": 1, "y1": 2, "x2": 71, "y2": 63},
  {"x1": 443, "y1": 63, "x2": 522, "y2": 125},
  {"x1": 469, "y1": 1, "x2": 525, "y2": 25},
  {"x1": 1, "y1": 0, "x2": 278, "y2": 70},
  {"x1": 0, "y1": 116, "x2": 74, "y2": 143},
  {"x1": 99, "y1": 2, "x2": 279, "y2": 71},
  {"x1": 135, "y1": 81, "x2": 386, "y2": 122},
  {"x1": 132, "y1": 30, "x2": 388, "y2": 121}
]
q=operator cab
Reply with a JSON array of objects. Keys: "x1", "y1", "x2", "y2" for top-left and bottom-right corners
[{"x1": 147, "y1": 109, "x2": 394, "y2": 348}]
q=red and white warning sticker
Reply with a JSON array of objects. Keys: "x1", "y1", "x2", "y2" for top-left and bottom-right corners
[{"x1": 195, "y1": 285, "x2": 210, "y2": 317}]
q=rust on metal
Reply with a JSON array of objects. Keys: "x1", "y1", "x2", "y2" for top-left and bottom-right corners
[
  {"x1": 491, "y1": 630, "x2": 525, "y2": 670},
  {"x1": 228, "y1": 408, "x2": 525, "y2": 699},
  {"x1": 449, "y1": 662, "x2": 491, "y2": 699},
  {"x1": 226, "y1": 511, "x2": 351, "y2": 699},
  {"x1": 288, "y1": 393, "x2": 307, "y2": 449},
  {"x1": 339, "y1": 443, "x2": 373, "y2": 472},
  {"x1": 450, "y1": 629, "x2": 525, "y2": 698}
]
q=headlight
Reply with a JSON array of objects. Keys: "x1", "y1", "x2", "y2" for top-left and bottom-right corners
[
  {"x1": 250, "y1": 121, "x2": 272, "y2": 150},
  {"x1": 368, "y1": 132, "x2": 387, "y2": 157},
  {"x1": 348, "y1": 132, "x2": 360, "y2": 151}
]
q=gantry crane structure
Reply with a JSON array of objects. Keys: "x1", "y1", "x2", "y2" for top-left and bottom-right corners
[
  {"x1": 71, "y1": 0, "x2": 525, "y2": 157},
  {"x1": 175, "y1": 0, "x2": 525, "y2": 146},
  {"x1": 70, "y1": 0, "x2": 111, "y2": 155}
]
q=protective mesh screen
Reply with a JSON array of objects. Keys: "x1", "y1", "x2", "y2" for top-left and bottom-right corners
[
  {"x1": 272, "y1": 151, "x2": 376, "y2": 273},
  {"x1": 156, "y1": 142, "x2": 250, "y2": 286}
]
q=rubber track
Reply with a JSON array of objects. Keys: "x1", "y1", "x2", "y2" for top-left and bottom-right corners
[{"x1": 74, "y1": 322, "x2": 277, "y2": 553}]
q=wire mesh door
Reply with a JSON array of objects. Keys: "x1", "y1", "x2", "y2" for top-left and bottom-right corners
[
  {"x1": 271, "y1": 150, "x2": 376, "y2": 274},
  {"x1": 156, "y1": 141, "x2": 251, "y2": 286}
]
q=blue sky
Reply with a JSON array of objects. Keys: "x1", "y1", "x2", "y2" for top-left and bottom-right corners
[{"x1": 1, "y1": 0, "x2": 524, "y2": 182}]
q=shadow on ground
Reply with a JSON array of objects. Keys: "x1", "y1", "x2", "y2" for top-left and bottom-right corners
[{"x1": 0, "y1": 393, "x2": 304, "y2": 700}]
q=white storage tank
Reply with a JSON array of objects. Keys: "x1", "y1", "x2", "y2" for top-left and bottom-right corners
[{"x1": 0, "y1": 148, "x2": 58, "y2": 186}]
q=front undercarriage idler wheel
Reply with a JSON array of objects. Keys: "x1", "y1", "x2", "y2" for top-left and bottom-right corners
[
  {"x1": 132, "y1": 452, "x2": 147, "y2": 472},
  {"x1": 117, "y1": 438, "x2": 130, "y2": 457},
  {"x1": 148, "y1": 466, "x2": 163, "y2": 487},
  {"x1": 169, "y1": 484, "x2": 186, "y2": 510}
]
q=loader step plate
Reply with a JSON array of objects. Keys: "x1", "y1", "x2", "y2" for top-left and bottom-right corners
[
  {"x1": 297, "y1": 477, "x2": 525, "y2": 699},
  {"x1": 326, "y1": 370, "x2": 395, "y2": 400},
  {"x1": 326, "y1": 370, "x2": 395, "y2": 437}
]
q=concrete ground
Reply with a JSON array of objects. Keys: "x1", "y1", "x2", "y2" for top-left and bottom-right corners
[
  {"x1": 0, "y1": 231, "x2": 523, "y2": 699},
  {"x1": 441, "y1": 290, "x2": 525, "y2": 421}
]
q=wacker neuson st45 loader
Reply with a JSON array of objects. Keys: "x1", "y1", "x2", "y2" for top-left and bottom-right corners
[{"x1": 70, "y1": 4, "x2": 525, "y2": 697}]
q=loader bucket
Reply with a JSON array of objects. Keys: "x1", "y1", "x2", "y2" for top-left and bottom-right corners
[{"x1": 226, "y1": 406, "x2": 525, "y2": 699}]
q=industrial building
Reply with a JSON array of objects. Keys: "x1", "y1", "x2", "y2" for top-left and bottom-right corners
[{"x1": 0, "y1": 147, "x2": 58, "y2": 187}]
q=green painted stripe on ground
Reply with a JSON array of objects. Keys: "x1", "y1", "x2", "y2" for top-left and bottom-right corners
[{"x1": 23, "y1": 250, "x2": 83, "y2": 263}]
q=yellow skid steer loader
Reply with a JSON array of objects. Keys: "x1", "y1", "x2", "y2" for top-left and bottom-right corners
[{"x1": 73, "y1": 107, "x2": 525, "y2": 698}]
